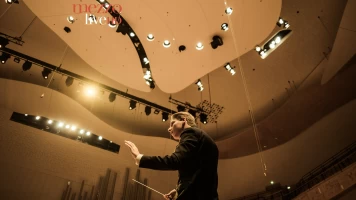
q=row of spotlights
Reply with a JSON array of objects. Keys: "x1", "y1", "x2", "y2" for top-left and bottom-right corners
[{"x1": 32, "y1": 115, "x2": 102, "y2": 137}]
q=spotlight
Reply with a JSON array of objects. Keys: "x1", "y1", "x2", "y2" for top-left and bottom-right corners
[
  {"x1": 99, "y1": 136, "x2": 103, "y2": 140},
  {"x1": 210, "y1": 36, "x2": 223, "y2": 49},
  {"x1": 196, "y1": 42, "x2": 204, "y2": 50},
  {"x1": 47, "y1": 120, "x2": 53, "y2": 124},
  {"x1": 67, "y1": 16, "x2": 75, "y2": 24},
  {"x1": 224, "y1": 63, "x2": 236, "y2": 75},
  {"x1": 109, "y1": 92, "x2": 116, "y2": 102},
  {"x1": 177, "y1": 105, "x2": 186, "y2": 112},
  {"x1": 35, "y1": 116, "x2": 41, "y2": 120},
  {"x1": 270, "y1": 181, "x2": 274, "y2": 185},
  {"x1": 64, "y1": 26, "x2": 71, "y2": 33},
  {"x1": 71, "y1": 125, "x2": 77, "y2": 131},
  {"x1": 277, "y1": 17, "x2": 290, "y2": 29},
  {"x1": 287, "y1": 186, "x2": 291, "y2": 190},
  {"x1": 255, "y1": 46, "x2": 261, "y2": 52},
  {"x1": 221, "y1": 23, "x2": 229, "y2": 31},
  {"x1": 0, "y1": 37, "x2": 9, "y2": 48},
  {"x1": 195, "y1": 79, "x2": 204, "y2": 91},
  {"x1": 21, "y1": 61, "x2": 32, "y2": 71},
  {"x1": 145, "y1": 106, "x2": 152, "y2": 116},
  {"x1": 179, "y1": 45, "x2": 186, "y2": 52},
  {"x1": 147, "y1": 34, "x2": 154, "y2": 41},
  {"x1": 58, "y1": 122, "x2": 64, "y2": 127},
  {"x1": 14, "y1": 57, "x2": 20, "y2": 63},
  {"x1": 162, "y1": 112, "x2": 169, "y2": 122},
  {"x1": 225, "y1": 7, "x2": 233, "y2": 15},
  {"x1": 65, "y1": 77, "x2": 74, "y2": 87},
  {"x1": 84, "y1": 85, "x2": 97, "y2": 97},
  {"x1": 188, "y1": 109, "x2": 197, "y2": 117},
  {"x1": 129, "y1": 32, "x2": 135, "y2": 37},
  {"x1": 5, "y1": 0, "x2": 19, "y2": 4},
  {"x1": 86, "y1": 131, "x2": 91, "y2": 136},
  {"x1": 143, "y1": 57, "x2": 149, "y2": 64},
  {"x1": 79, "y1": 130, "x2": 84, "y2": 134},
  {"x1": 200, "y1": 113, "x2": 208, "y2": 124},
  {"x1": 108, "y1": 19, "x2": 117, "y2": 28},
  {"x1": 129, "y1": 100, "x2": 137, "y2": 110},
  {"x1": 41, "y1": 68, "x2": 51, "y2": 79},
  {"x1": 104, "y1": 3, "x2": 110, "y2": 9},
  {"x1": 154, "y1": 109, "x2": 160, "y2": 114},
  {"x1": 277, "y1": 18, "x2": 284, "y2": 26},
  {"x1": 163, "y1": 40, "x2": 171, "y2": 48},
  {"x1": 0, "y1": 52, "x2": 10, "y2": 64}
]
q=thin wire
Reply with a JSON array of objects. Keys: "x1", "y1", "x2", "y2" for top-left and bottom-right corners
[
  {"x1": 20, "y1": 16, "x2": 37, "y2": 38},
  {"x1": 0, "y1": 4, "x2": 12, "y2": 20},
  {"x1": 222, "y1": 0, "x2": 267, "y2": 176}
]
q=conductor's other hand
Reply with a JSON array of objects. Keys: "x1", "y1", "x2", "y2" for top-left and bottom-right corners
[
  {"x1": 163, "y1": 189, "x2": 176, "y2": 200},
  {"x1": 124, "y1": 140, "x2": 140, "y2": 159}
]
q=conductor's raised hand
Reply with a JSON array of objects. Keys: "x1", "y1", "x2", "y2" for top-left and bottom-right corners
[
  {"x1": 163, "y1": 189, "x2": 176, "y2": 200},
  {"x1": 124, "y1": 140, "x2": 140, "y2": 159}
]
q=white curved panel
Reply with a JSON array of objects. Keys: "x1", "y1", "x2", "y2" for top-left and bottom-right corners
[{"x1": 23, "y1": 0, "x2": 281, "y2": 93}]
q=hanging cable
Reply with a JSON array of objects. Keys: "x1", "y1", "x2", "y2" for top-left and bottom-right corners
[{"x1": 222, "y1": 0, "x2": 267, "y2": 176}]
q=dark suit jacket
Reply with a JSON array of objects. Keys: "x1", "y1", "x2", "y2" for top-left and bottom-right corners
[{"x1": 139, "y1": 127, "x2": 219, "y2": 200}]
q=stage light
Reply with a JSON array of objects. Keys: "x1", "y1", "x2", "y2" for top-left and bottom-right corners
[
  {"x1": 287, "y1": 186, "x2": 291, "y2": 190},
  {"x1": 162, "y1": 112, "x2": 169, "y2": 122},
  {"x1": 58, "y1": 122, "x2": 64, "y2": 127},
  {"x1": 147, "y1": 34, "x2": 154, "y2": 41},
  {"x1": 163, "y1": 40, "x2": 171, "y2": 48},
  {"x1": 5, "y1": 0, "x2": 19, "y2": 4},
  {"x1": 210, "y1": 36, "x2": 223, "y2": 49},
  {"x1": 0, "y1": 52, "x2": 10, "y2": 64},
  {"x1": 71, "y1": 125, "x2": 77, "y2": 131},
  {"x1": 224, "y1": 63, "x2": 236, "y2": 76},
  {"x1": 14, "y1": 57, "x2": 20, "y2": 63},
  {"x1": 79, "y1": 130, "x2": 85, "y2": 134},
  {"x1": 143, "y1": 57, "x2": 149, "y2": 64},
  {"x1": 129, "y1": 32, "x2": 135, "y2": 37},
  {"x1": 129, "y1": 100, "x2": 137, "y2": 110},
  {"x1": 47, "y1": 120, "x2": 53, "y2": 124},
  {"x1": 86, "y1": 131, "x2": 91, "y2": 136},
  {"x1": 84, "y1": 85, "x2": 97, "y2": 97},
  {"x1": 200, "y1": 113, "x2": 208, "y2": 124},
  {"x1": 225, "y1": 7, "x2": 233, "y2": 15},
  {"x1": 154, "y1": 109, "x2": 160, "y2": 114},
  {"x1": 41, "y1": 68, "x2": 51, "y2": 79},
  {"x1": 177, "y1": 105, "x2": 186, "y2": 112},
  {"x1": 221, "y1": 23, "x2": 228, "y2": 31},
  {"x1": 188, "y1": 109, "x2": 196, "y2": 117},
  {"x1": 99, "y1": 136, "x2": 103, "y2": 140},
  {"x1": 65, "y1": 125, "x2": 70, "y2": 129},
  {"x1": 255, "y1": 46, "x2": 261, "y2": 52},
  {"x1": 109, "y1": 92, "x2": 116, "y2": 102},
  {"x1": 195, "y1": 79, "x2": 204, "y2": 91},
  {"x1": 277, "y1": 17, "x2": 290, "y2": 29},
  {"x1": 65, "y1": 77, "x2": 74, "y2": 87},
  {"x1": 67, "y1": 16, "x2": 75, "y2": 24},
  {"x1": 35, "y1": 116, "x2": 41, "y2": 120},
  {"x1": 0, "y1": 37, "x2": 9, "y2": 48},
  {"x1": 22, "y1": 61, "x2": 32, "y2": 71},
  {"x1": 145, "y1": 106, "x2": 151, "y2": 116},
  {"x1": 196, "y1": 42, "x2": 204, "y2": 50}
]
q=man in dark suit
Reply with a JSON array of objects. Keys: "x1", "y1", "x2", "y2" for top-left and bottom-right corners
[{"x1": 125, "y1": 112, "x2": 219, "y2": 200}]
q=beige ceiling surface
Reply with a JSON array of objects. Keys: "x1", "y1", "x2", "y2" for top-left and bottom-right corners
[{"x1": 22, "y1": 0, "x2": 281, "y2": 93}]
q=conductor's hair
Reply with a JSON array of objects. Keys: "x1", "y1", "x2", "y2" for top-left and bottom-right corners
[{"x1": 171, "y1": 112, "x2": 197, "y2": 127}]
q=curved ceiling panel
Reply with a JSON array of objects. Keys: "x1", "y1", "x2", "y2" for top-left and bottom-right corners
[{"x1": 23, "y1": 0, "x2": 281, "y2": 93}]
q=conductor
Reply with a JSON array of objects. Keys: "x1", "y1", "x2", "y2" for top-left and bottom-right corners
[{"x1": 125, "y1": 112, "x2": 219, "y2": 200}]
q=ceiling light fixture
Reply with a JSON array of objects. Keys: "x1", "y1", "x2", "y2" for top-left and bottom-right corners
[
  {"x1": 258, "y1": 29, "x2": 292, "y2": 59},
  {"x1": 195, "y1": 79, "x2": 204, "y2": 91},
  {"x1": 225, "y1": 7, "x2": 233, "y2": 15},
  {"x1": 22, "y1": 61, "x2": 32, "y2": 71},
  {"x1": 196, "y1": 42, "x2": 204, "y2": 50},
  {"x1": 129, "y1": 100, "x2": 137, "y2": 110},
  {"x1": 200, "y1": 113, "x2": 208, "y2": 124},
  {"x1": 0, "y1": 52, "x2": 10, "y2": 64},
  {"x1": 163, "y1": 40, "x2": 171, "y2": 48},
  {"x1": 147, "y1": 34, "x2": 154, "y2": 41},
  {"x1": 67, "y1": 16, "x2": 75, "y2": 24},
  {"x1": 162, "y1": 112, "x2": 169, "y2": 122},
  {"x1": 0, "y1": 37, "x2": 9, "y2": 48},
  {"x1": 224, "y1": 63, "x2": 236, "y2": 75},
  {"x1": 221, "y1": 23, "x2": 229, "y2": 31}
]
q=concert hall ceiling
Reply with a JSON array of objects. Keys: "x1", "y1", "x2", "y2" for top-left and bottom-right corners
[{"x1": 0, "y1": 0, "x2": 354, "y2": 158}]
